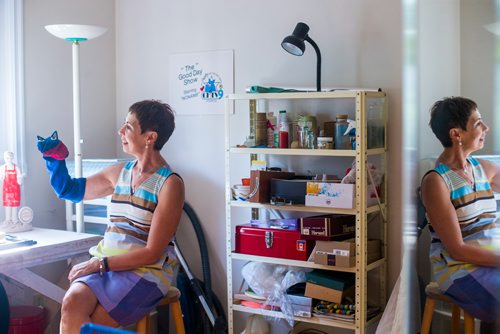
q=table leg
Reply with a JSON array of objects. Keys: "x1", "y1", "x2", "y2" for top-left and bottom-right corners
[{"x1": 7, "y1": 268, "x2": 66, "y2": 303}]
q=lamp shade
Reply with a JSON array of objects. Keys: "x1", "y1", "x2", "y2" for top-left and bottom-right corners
[
  {"x1": 484, "y1": 22, "x2": 500, "y2": 36},
  {"x1": 281, "y1": 35, "x2": 305, "y2": 56},
  {"x1": 281, "y1": 22, "x2": 310, "y2": 56},
  {"x1": 45, "y1": 24, "x2": 107, "y2": 42}
]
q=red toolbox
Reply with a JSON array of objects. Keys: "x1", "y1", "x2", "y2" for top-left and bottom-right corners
[{"x1": 235, "y1": 224, "x2": 314, "y2": 261}]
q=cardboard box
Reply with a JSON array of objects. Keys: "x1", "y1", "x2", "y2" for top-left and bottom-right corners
[
  {"x1": 305, "y1": 182, "x2": 355, "y2": 209},
  {"x1": 249, "y1": 170, "x2": 295, "y2": 203},
  {"x1": 270, "y1": 179, "x2": 309, "y2": 204},
  {"x1": 306, "y1": 270, "x2": 355, "y2": 290},
  {"x1": 305, "y1": 182, "x2": 379, "y2": 209},
  {"x1": 304, "y1": 282, "x2": 354, "y2": 304},
  {"x1": 314, "y1": 239, "x2": 382, "y2": 267},
  {"x1": 235, "y1": 224, "x2": 315, "y2": 261},
  {"x1": 300, "y1": 214, "x2": 355, "y2": 240},
  {"x1": 287, "y1": 294, "x2": 313, "y2": 318}
]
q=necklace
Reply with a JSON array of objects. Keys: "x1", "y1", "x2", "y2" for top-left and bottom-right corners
[
  {"x1": 135, "y1": 164, "x2": 154, "y2": 176},
  {"x1": 132, "y1": 164, "x2": 163, "y2": 193},
  {"x1": 132, "y1": 167, "x2": 151, "y2": 193},
  {"x1": 450, "y1": 162, "x2": 474, "y2": 187}
]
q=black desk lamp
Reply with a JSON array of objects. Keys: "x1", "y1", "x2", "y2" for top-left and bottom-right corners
[{"x1": 281, "y1": 22, "x2": 322, "y2": 92}]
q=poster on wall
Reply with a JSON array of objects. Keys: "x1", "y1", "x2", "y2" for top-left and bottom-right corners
[{"x1": 169, "y1": 49, "x2": 234, "y2": 115}]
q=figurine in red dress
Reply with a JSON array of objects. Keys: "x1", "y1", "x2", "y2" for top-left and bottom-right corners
[{"x1": 0, "y1": 151, "x2": 26, "y2": 231}]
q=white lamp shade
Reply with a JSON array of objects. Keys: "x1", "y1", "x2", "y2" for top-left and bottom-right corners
[
  {"x1": 484, "y1": 22, "x2": 500, "y2": 36},
  {"x1": 45, "y1": 24, "x2": 107, "y2": 41}
]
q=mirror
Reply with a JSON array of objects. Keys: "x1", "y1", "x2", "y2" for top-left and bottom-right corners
[{"x1": 414, "y1": 1, "x2": 499, "y2": 332}]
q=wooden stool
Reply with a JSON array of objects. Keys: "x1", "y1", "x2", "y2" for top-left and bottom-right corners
[
  {"x1": 421, "y1": 282, "x2": 475, "y2": 334},
  {"x1": 136, "y1": 287, "x2": 185, "y2": 334}
]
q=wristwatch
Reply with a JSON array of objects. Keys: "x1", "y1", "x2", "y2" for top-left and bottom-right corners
[
  {"x1": 98, "y1": 257, "x2": 106, "y2": 276},
  {"x1": 98, "y1": 257, "x2": 109, "y2": 276}
]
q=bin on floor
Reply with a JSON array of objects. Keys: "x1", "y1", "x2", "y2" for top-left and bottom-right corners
[{"x1": 8, "y1": 305, "x2": 45, "y2": 334}]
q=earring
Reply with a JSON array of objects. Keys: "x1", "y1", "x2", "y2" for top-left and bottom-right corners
[
  {"x1": 145, "y1": 142, "x2": 149, "y2": 149},
  {"x1": 458, "y1": 137, "x2": 463, "y2": 146}
]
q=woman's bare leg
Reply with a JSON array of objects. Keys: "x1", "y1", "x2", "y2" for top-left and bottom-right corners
[
  {"x1": 60, "y1": 282, "x2": 120, "y2": 333},
  {"x1": 91, "y1": 304, "x2": 120, "y2": 328},
  {"x1": 60, "y1": 283, "x2": 99, "y2": 334}
]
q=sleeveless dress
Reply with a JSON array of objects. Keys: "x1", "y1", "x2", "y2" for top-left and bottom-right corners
[
  {"x1": 2, "y1": 165, "x2": 20, "y2": 207},
  {"x1": 425, "y1": 157, "x2": 500, "y2": 322},
  {"x1": 75, "y1": 161, "x2": 180, "y2": 326}
]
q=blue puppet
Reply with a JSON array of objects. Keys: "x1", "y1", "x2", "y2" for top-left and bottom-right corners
[{"x1": 37, "y1": 131, "x2": 85, "y2": 203}]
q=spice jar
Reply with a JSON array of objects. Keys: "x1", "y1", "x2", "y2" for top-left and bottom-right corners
[{"x1": 317, "y1": 137, "x2": 333, "y2": 149}]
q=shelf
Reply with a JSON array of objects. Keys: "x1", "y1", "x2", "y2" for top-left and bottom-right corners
[
  {"x1": 231, "y1": 252, "x2": 385, "y2": 273},
  {"x1": 229, "y1": 147, "x2": 355, "y2": 157},
  {"x1": 228, "y1": 90, "x2": 385, "y2": 100},
  {"x1": 229, "y1": 147, "x2": 386, "y2": 156},
  {"x1": 230, "y1": 200, "x2": 386, "y2": 215},
  {"x1": 231, "y1": 304, "x2": 356, "y2": 329}
]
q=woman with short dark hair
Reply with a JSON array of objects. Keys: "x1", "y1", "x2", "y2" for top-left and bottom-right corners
[{"x1": 38, "y1": 99, "x2": 184, "y2": 333}]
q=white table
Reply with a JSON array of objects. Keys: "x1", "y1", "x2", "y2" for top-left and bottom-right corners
[{"x1": 0, "y1": 228, "x2": 102, "y2": 303}]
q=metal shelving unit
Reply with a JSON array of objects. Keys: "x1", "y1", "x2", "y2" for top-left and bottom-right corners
[{"x1": 224, "y1": 91, "x2": 388, "y2": 334}]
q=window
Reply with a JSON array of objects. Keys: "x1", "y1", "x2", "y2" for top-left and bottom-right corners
[{"x1": 0, "y1": 0, "x2": 26, "y2": 174}]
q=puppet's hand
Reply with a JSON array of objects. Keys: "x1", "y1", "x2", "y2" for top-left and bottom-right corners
[{"x1": 36, "y1": 131, "x2": 69, "y2": 160}]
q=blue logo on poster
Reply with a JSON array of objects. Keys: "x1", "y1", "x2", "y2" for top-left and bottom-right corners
[{"x1": 200, "y1": 72, "x2": 224, "y2": 102}]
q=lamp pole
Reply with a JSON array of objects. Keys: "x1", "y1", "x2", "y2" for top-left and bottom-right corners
[
  {"x1": 45, "y1": 24, "x2": 107, "y2": 232},
  {"x1": 72, "y1": 40, "x2": 84, "y2": 232}
]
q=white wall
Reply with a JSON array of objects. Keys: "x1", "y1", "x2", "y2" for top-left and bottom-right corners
[
  {"x1": 115, "y1": 0, "x2": 403, "y2": 330},
  {"x1": 418, "y1": 0, "x2": 499, "y2": 161},
  {"x1": 418, "y1": 0, "x2": 461, "y2": 162},
  {"x1": 23, "y1": 0, "x2": 116, "y2": 229},
  {"x1": 460, "y1": 0, "x2": 498, "y2": 154}
]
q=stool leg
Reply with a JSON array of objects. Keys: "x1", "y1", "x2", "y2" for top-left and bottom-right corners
[
  {"x1": 421, "y1": 297, "x2": 436, "y2": 334},
  {"x1": 451, "y1": 304, "x2": 460, "y2": 334},
  {"x1": 171, "y1": 300, "x2": 185, "y2": 334},
  {"x1": 136, "y1": 315, "x2": 150, "y2": 334},
  {"x1": 464, "y1": 311, "x2": 475, "y2": 334}
]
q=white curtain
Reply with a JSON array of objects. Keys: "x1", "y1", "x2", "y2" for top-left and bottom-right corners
[{"x1": 0, "y1": 0, "x2": 26, "y2": 174}]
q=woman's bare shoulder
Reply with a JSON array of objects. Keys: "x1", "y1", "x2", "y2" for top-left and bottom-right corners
[{"x1": 421, "y1": 170, "x2": 448, "y2": 200}]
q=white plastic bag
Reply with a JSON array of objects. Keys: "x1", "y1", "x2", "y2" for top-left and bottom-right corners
[{"x1": 241, "y1": 262, "x2": 308, "y2": 326}]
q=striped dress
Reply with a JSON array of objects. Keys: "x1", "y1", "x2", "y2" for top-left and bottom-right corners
[
  {"x1": 75, "y1": 161, "x2": 179, "y2": 326},
  {"x1": 425, "y1": 157, "x2": 500, "y2": 322}
]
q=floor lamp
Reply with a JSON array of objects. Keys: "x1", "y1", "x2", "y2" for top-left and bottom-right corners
[{"x1": 45, "y1": 24, "x2": 107, "y2": 233}]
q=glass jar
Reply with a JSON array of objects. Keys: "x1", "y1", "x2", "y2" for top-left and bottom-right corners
[
  {"x1": 278, "y1": 110, "x2": 289, "y2": 148},
  {"x1": 334, "y1": 114, "x2": 351, "y2": 149},
  {"x1": 367, "y1": 98, "x2": 385, "y2": 148}
]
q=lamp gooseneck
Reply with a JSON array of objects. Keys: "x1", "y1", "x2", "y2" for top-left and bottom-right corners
[{"x1": 305, "y1": 36, "x2": 321, "y2": 92}]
